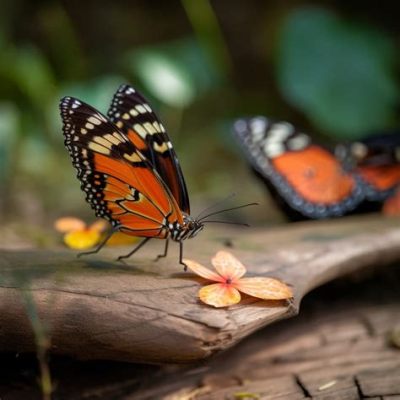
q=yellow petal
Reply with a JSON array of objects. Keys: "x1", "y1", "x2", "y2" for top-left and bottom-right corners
[
  {"x1": 54, "y1": 217, "x2": 86, "y2": 233},
  {"x1": 235, "y1": 277, "x2": 293, "y2": 300},
  {"x1": 105, "y1": 232, "x2": 140, "y2": 246},
  {"x1": 89, "y1": 219, "x2": 109, "y2": 232},
  {"x1": 63, "y1": 230, "x2": 101, "y2": 250},
  {"x1": 211, "y1": 251, "x2": 246, "y2": 281},
  {"x1": 199, "y1": 283, "x2": 241, "y2": 308},
  {"x1": 184, "y1": 259, "x2": 222, "y2": 282}
]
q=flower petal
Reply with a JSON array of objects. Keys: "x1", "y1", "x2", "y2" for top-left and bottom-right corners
[
  {"x1": 54, "y1": 217, "x2": 86, "y2": 233},
  {"x1": 211, "y1": 251, "x2": 246, "y2": 281},
  {"x1": 184, "y1": 259, "x2": 222, "y2": 282},
  {"x1": 89, "y1": 219, "x2": 109, "y2": 232},
  {"x1": 235, "y1": 277, "x2": 293, "y2": 300},
  {"x1": 64, "y1": 230, "x2": 101, "y2": 250},
  {"x1": 106, "y1": 232, "x2": 140, "y2": 246},
  {"x1": 199, "y1": 283, "x2": 241, "y2": 307}
]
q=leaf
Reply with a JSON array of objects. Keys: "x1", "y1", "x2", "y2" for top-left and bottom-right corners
[
  {"x1": 199, "y1": 283, "x2": 241, "y2": 308},
  {"x1": 126, "y1": 38, "x2": 221, "y2": 107},
  {"x1": 276, "y1": 7, "x2": 399, "y2": 139}
]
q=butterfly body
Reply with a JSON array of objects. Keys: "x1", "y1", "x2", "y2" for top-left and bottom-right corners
[{"x1": 60, "y1": 85, "x2": 202, "y2": 267}]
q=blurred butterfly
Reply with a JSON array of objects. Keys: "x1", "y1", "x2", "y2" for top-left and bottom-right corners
[
  {"x1": 336, "y1": 132, "x2": 400, "y2": 202},
  {"x1": 59, "y1": 85, "x2": 206, "y2": 268},
  {"x1": 233, "y1": 117, "x2": 364, "y2": 220}
]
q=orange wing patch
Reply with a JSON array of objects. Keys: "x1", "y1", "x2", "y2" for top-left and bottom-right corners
[
  {"x1": 272, "y1": 145, "x2": 355, "y2": 204},
  {"x1": 358, "y1": 165, "x2": 400, "y2": 191},
  {"x1": 93, "y1": 153, "x2": 182, "y2": 224},
  {"x1": 126, "y1": 129, "x2": 147, "y2": 151}
]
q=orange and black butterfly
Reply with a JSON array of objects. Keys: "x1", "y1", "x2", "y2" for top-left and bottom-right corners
[
  {"x1": 60, "y1": 84, "x2": 204, "y2": 268},
  {"x1": 233, "y1": 117, "x2": 365, "y2": 220},
  {"x1": 336, "y1": 133, "x2": 400, "y2": 202}
]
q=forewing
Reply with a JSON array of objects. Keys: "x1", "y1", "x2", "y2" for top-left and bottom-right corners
[
  {"x1": 60, "y1": 96, "x2": 183, "y2": 237},
  {"x1": 107, "y1": 84, "x2": 190, "y2": 214}
]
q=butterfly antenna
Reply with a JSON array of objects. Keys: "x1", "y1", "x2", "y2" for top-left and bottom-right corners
[
  {"x1": 201, "y1": 220, "x2": 250, "y2": 227},
  {"x1": 196, "y1": 193, "x2": 237, "y2": 220},
  {"x1": 198, "y1": 202, "x2": 258, "y2": 221}
]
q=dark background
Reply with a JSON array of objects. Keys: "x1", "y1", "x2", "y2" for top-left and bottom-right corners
[{"x1": 1, "y1": 0, "x2": 400, "y2": 228}]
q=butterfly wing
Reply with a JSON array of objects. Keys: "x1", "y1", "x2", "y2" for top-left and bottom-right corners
[
  {"x1": 357, "y1": 164, "x2": 400, "y2": 201},
  {"x1": 336, "y1": 133, "x2": 400, "y2": 201},
  {"x1": 233, "y1": 117, "x2": 364, "y2": 219},
  {"x1": 107, "y1": 84, "x2": 190, "y2": 214},
  {"x1": 348, "y1": 133, "x2": 400, "y2": 201},
  {"x1": 60, "y1": 96, "x2": 183, "y2": 237}
]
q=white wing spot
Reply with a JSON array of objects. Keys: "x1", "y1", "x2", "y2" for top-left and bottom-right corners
[
  {"x1": 136, "y1": 105, "x2": 147, "y2": 114},
  {"x1": 143, "y1": 122, "x2": 156, "y2": 135},
  {"x1": 263, "y1": 142, "x2": 284, "y2": 158},
  {"x1": 88, "y1": 141, "x2": 111, "y2": 155},
  {"x1": 268, "y1": 122, "x2": 294, "y2": 141},
  {"x1": 88, "y1": 116, "x2": 102, "y2": 126},
  {"x1": 133, "y1": 124, "x2": 147, "y2": 138},
  {"x1": 129, "y1": 108, "x2": 139, "y2": 117},
  {"x1": 153, "y1": 121, "x2": 161, "y2": 133},
  {"x1": 287, "y1": 133, "x2": 310, "y2": 151}
]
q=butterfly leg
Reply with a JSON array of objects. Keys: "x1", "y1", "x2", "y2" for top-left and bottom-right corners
[
  {"x1": 154, "y1": 239, "x2": 169, "y2": 262},
  {"x1": 179, "y1": 241, "x2": 188, "y2": 271},
  {"x1": 117, "y1": 237, "x2": 151, "y2": 262},
  {"x1": 77, "y1": 229, "x2": 115, "y2": 257}
]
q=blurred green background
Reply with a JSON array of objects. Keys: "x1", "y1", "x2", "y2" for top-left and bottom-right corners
[{"x1": 1, "y1": 0, "x2": 400, "y2": 232}]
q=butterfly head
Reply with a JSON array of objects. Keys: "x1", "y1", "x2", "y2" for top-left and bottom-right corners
[{"x1": 181, "y1": 214, "x2": 204, "y2": 240}]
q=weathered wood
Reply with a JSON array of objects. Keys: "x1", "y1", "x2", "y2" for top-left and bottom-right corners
[
  {"x1": 357, "y1": 369, "x2": 400, "y2": 397},
  {"x1": 1, "y1": 215, "x2": 400, "y2": 363},
  {"x1": 1, "y1": 268, "x2": 400, "y2": 399}
]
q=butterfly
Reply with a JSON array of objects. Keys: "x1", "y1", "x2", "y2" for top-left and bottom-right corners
[
  {"x1": 233, "y1": 117, "x2": 365, "y2": 220},
  {"x1": 336, "y1": 132, "x2": 400, "y2": 202},
  {"x1": 59, "y1": 84, "x2": 205, "y2": 269}
]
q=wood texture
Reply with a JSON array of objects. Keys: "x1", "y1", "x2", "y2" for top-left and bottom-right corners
[
  {"x1": 133, "y1": 277, "x2": 400, "y2": 400},
  {"x1": 1, "y1": 215, "x2": 400, "y2": 364},
  {"x1": 1, "y1": 258, "x2": 399, "y2": 399}
]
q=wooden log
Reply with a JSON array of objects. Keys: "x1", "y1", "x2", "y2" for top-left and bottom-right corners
[{"x1": 1, "y1": 215, "x2": 400, "y2": 364}]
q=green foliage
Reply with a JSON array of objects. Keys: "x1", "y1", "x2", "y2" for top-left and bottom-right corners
[
  {"x1": 126, "y1": 38, "x2": 221, "y2": 108},
  {"x1": 276, "y1": 7, "x2": 399, "y2": 139},
  {"x1": 0, "y1": 102, "x2": 18, "y2": 183}
]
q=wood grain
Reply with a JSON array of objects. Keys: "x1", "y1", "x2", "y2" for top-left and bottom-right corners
[{"x1": 1, "y1": 215, "x2": 400, "y2": 363}]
